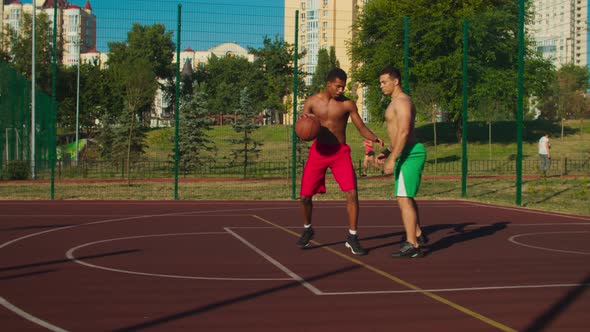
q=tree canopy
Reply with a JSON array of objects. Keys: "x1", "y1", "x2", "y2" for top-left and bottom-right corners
[{"x1": 349, "y1": 0, "x2": 553, "y2": 134}]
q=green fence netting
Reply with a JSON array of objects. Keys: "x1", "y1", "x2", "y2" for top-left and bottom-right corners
[
  {"x1": 1, "y1": 61, "x2": 55, "y2": 184},
  {"x1": 0, "y1": 1, "x2": 588, "y2": 212}
]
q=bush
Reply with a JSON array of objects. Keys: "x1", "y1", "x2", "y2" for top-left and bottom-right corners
[{"x1": 4, "y1": 161, "x2": 30, "y2": 180}]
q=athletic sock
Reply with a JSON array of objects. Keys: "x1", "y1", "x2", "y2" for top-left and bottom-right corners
[
  {"x1": 349, "y1": 229, "x2": 357, "y2": 235},
  {"x1": 304, "y1": 224, "x2": 312, "y2": 229}
]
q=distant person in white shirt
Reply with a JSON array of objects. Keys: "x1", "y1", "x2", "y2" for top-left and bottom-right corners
[{"x1": 538, "y1": 132, "x2": 551, "y2": 177}]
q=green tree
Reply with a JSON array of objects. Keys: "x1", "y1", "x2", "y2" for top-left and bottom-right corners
[
  {"x1": 413, "y1": 81, "x2": 444, "y2": 168},
  {"x1": 57, "y1": 61, "x2": 122, "y2": 137},
  {"x1": 228, "y1": 87, "x2": 262, "y2": 178},
  {"x1": 471, "y1": 70, "x2": 515, "y2": 159},
  {"x1": 4, "y1": 12, "x2": 60, "y2": 92},
  {"x1": 107, "y1": 23, "x2": 175, "y2": 79},
  {"x1": 201, "y1": 54, "x2": 259, "y2": 120},
  {"x1": 177, "y1": 90, "x2": 216, "y2": 171},
  {"x1": 349, "y1": 0, "x2": 552, "y2": 140},
  {"x1": 249, "y1": 35, "x2": 303, "y2": 124},
  {"x1": 111, "y1": 58, "x2": 158, "y2": 182},
  {"x1": 95, "y1": 112, "x2": 118, "y2": 160},
  {"x1": 308, "y1": 46, "x2": 339, "y2": 96},
  {"x1": 554, "y1": 64, "x2": 590, "y2": 136}
]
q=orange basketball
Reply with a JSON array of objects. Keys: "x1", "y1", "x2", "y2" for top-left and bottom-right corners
[{"x1": 295, "y1": 115, "x2": 320, "y2": 141}]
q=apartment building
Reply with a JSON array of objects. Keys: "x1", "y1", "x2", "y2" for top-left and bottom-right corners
[
  {"x1": 1, "y1": 0, "x2": 96, "y2": 67},
  {"x1": 284, "y1": 0, "x2": 369, "y2": 124},
  {"x1": 530, "y1": 0, "x2": 589, "y2": 68}
]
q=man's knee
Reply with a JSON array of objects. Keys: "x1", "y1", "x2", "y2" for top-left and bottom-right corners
[
  {"x1": 397, "y1": 196, "x2": 414, "y2": 208},
  {"x1": 344, "y1": 189, "x2": 358, "y2": 202},
  {"x1": 300, "y1": 196, "x2": 312, "y2": 206}
]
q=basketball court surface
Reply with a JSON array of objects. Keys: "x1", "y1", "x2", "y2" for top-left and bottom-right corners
[{"x1": 1, "y1": 200, "x2": 588, "y2": 331}]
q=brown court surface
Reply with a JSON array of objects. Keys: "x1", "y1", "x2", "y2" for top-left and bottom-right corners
[{"x1": 0, "y1": 200, "x2": 588, "y2": 331}]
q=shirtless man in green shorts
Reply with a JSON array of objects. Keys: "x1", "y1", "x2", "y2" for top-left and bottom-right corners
[{"x1": 377, "y1": 66, "x2": 427, "y2": 258}]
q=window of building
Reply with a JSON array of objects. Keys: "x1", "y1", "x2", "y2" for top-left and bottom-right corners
[{"x1": 323, "y1": 0, "x2": 328, "y2": 6}]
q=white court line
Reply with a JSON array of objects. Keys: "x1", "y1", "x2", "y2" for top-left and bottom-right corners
[
  {"x1": 65, "y1": 232, "x2": 293, "y2": 281},
  {"x1": 509, "y1": 231, "x2": 590, "y2": 255},
  {"x1": 0, "y1": 297, "x2": 68, "y2": 332},
  {"x1": 0, "y1": 205, "x2": 316, "y2": 331},
  {"x1": 464, "y1": 201, "x2": 590, "y2": 221},
  {"x1": 225, "y1": 223, "x2": 590, "y2": 230},
  {"x1": 1, "y1": 203, "x2": 586, "y2": 330},
  {"x1": 319, "y1": 283, "x2": 590, "y2": 295},
  {"x1": 0, "y1": 206, "x2": 307, "y2": 250},
  {"x1": 224, "y1": 227, "x2": 323, "y2": 295}
]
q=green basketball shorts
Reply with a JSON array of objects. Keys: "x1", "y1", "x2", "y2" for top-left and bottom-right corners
[{"x1": 394, "y1": 143, "x2": 426, "y2": 198}]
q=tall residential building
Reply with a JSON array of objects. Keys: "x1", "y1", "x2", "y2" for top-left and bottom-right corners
[
  {"x1": 284, "y1": 0, "x2": 368, "y2": 124},
  {"x1": 530, "y1": 0, "x2": 589, "y2": 68},
  {"x1": 1, "y1": 0, "x2": 96, "y2": 67}
]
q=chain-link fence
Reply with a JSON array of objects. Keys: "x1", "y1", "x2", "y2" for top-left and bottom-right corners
[
  {"x1": 0, "y1": 1, "x2": 588, "y2": 205},
  {"x1": 0, "y1": 62, "x2": 55, "y2": 184}
]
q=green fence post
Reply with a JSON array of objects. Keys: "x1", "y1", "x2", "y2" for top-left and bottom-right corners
[
  {"x1": 516, "y1": 0, "x2": 525, "y2": 206},
  {"x1": 0, "y1": 63, "x2": 4, "y2": 176},
  {"x1": 50, "y1": 3, "x2": 58, "y2": 199},
  {"x1": 461, "y1": 19, "x2": 469, "y2": 198},
  {"x1": 174, "y1": 4, "x2": 182, "y2": 200}
]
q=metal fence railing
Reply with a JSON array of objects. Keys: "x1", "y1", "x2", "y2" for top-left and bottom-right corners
[{"x1": 4, "y1": 158, "x2": 587, "y2": 181}]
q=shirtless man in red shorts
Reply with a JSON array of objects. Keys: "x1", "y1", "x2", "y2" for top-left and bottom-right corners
[{"x1": 296, "y1": 68, "x2": 383, "y2": 256}]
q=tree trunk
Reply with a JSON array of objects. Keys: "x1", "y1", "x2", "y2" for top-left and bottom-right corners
[
  {"x1": 561, "y1": 118, "x2": 564, "y2": 140},
  {"x1": 126, "y1": 113, "x2": 135, "y2": 186},
  {"x1": 243, "y1": 131, "x2": 248, "y2": 179}
]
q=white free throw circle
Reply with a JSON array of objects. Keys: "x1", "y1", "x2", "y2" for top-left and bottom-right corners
[
  {"x1": 65, "y1": 232, "x2": 293, "y2": 281},
  {"x1": 509, "y1": 231, "x2": 590, "y2": 255}
]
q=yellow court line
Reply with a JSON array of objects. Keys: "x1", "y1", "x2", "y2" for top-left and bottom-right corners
[{"x1": 251, "y1": 215, "x2": 517, "y2": 332}]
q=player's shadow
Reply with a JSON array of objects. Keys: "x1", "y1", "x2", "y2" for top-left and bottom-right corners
[
  {"x1": 423, "y1": 221, "x2": 511, "y2": 256},
  {"x1": 303, "y1": 223, "x2": 477, "y2": 253},
  {"x1": 302, "y1": 230, "x2": 407, "y2": 251}
]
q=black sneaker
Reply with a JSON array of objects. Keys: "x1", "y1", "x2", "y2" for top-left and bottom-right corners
[
  {"x1": 345, "y1": 234, "x2": 368, "y2": 256},
  {"x1": 417, "y1": 233, "x2": 429, "y2": 246},
  {"x1": 392, "y1": 241, "x2": 423, "y2": 258},
  {"x1": 401, "y1": 233, "x2": 429, "y2": 247},
  {"x1": 296, "y1": 228, "x2": 314, "y2": 248}
]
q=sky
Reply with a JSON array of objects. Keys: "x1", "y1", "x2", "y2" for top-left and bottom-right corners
[{"x1": 67, "y1": 0, "x2": 285, "y2": 53}]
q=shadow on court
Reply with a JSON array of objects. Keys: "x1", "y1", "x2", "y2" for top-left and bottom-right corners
[
  {"x1": 0, "y1": 249, "x2": 141, "y2": 273},
  {"x1": 523, "y1": 272, "x2": 590, "y2": 332},
  {"x1": 424, "y1": 221, "x2": 511, "y2": 255},
  {"x1": 0, "y1": 269, "x2": 59, "y2": 281},
  {"x1": 112, "y1": 265, "x2": 361, "y2": 332},
  {"x1": 298, "y1": 222, "x2": 511, "y2": 255},
  {"x1": 0, "y1": 224, "x2": 75, "y2": 232}
]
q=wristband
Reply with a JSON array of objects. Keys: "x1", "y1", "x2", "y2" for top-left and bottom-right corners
[{"x1": 381, "y1": 148, "x2": 391, "y2": 158}]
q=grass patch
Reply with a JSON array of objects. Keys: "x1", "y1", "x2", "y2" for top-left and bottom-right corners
[{"x1": 1, "y1": 176, "x2": 588, "y2": 216}]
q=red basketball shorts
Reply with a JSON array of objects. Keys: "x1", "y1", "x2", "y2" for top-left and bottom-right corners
[{"x1": 300, "y1": 141, "x2": 356, "y2": 197}]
